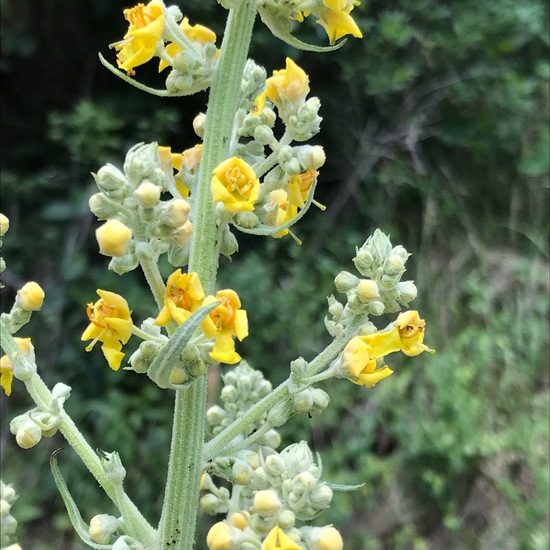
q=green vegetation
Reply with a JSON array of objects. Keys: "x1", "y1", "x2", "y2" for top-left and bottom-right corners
[{"x1": 1, "y1": 0, "x2": 548, "y2": 548}]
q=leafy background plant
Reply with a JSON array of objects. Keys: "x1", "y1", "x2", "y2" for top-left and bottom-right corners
[{"x1": 0, "y1": 0, "x2": 548, "y2": 548}]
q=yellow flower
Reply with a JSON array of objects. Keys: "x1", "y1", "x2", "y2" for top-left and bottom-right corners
[
  {"x1": 111, "y1": 0, "x2": 165, "y2": 75},
  {"x1": 262, "y1": 526, "x2": 302, "y2": 550},
  {"x1": 342, "y1": 310, "x2": 434, "y2": 387},
  {"x1": 0, "y1": 337, "x2": 32, "y2": 396},
  {"x1": 254, "y1": 58, "x2": 310, "y2": 113},
  {"x1": 287, "y1": 170, "x2": 319, "y2": 210},
  {"x1": 266, "y1": 190, "x2": 298, "y2": 238},
  {"x1": 81, "y1": 290, "x2": 133, "y2": 371},
  {"x1": 211, "y1": 157, "x2": 260, "y2": 213},
  {"x1": 201, "y1": 290, "x2": 248, "y2": 364},
  {"x1": 159, "y1": 18, "x2": 217, "y2": 72},
  {"x1": 316, "y1": 0, "x2": 363, "y2": 45},
  {"x1": 155, "y1": 270, "x2": 205, "y2": 326},
  {"x1": 17, "y1": 281, "x2": 45, "y2": 311}
]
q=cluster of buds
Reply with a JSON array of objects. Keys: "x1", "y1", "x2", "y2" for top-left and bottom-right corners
[
  {"x1": 204, "y1": 442, "x2": 342, "y2": 550},
  {"x1": 330, "y1": 229, "x2": 418, "y2": 328},
  {"x1": 206, "y1": 362, "x2": 278, "y2": 448},
  {"x1": 1, "y1": 481, "x2": 21, "y2": 549},
  {"x1": 9, "y1": 383, "x2": 71, "y2": 448},
  {"x1": 109, "y1": 1, "x2": 219, "y2": 95},
  {"x1": 89, "y1": 142, "x2": 193, "y2": 273},
  {"x1": 206, "y1": 58, "x2": 326, "y2": 244}
]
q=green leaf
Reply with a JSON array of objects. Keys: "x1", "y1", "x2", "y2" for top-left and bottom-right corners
[
  {"x1": 326, "y1": 482, "x2": 366, "y2": 492},
  {"x1": 147, "y1": 301, "x2": 219, "y2": 389},
  {"x1": 50, "y1": 449, "x2": 112, "y2": 549}
]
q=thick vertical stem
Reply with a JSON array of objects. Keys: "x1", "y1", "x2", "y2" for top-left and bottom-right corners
[{"x1": 158, "y1": 3, "x2": 257, "y2": 549}]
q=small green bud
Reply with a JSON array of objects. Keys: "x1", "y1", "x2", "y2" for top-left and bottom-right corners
[
  {"x1": 207, "y1": 405, "x2": 227, "y2": 426},
  {"x1": 397, "y1": 281, "x2": 418, "y2": 303},
  {"x1": 310, "y1": 484, "x2": 333, "y2": 509},
  {"x1": 0, "y1": 213, "x2": 9, "y2": 236},
  {"x1": 293, "y1": 389, "x2": 313, "y2": 413},
  {"x1": 234, "y1": 211, "x2": 260, "y2": 229},
  {"x1": 135, "y1": 181, "x2": 161, "y2": 208},
  {"x1": 368, "y1": 300, "x2": 385, "y2": 316},
  {"x1": 263, "y1": 429, "x2": 281, "y2": 449},
  {"x1": 383, "y1": 254, "x2": 406, "y2": 276},
  {"x1": 193, "y1": 113, "x2": 206, "y2": 138},
  {"x1": 89, "y1": 514, "x2": 119, "y2": 544},
  {"x1": 88, "y1": 193, "x2": 117, "y2": 219},
  {"x1": 232, "y1": 461, "x2": 253, "y2": 485},
  {"x1": 264, "y1": 454, "x2": 285, "y2": 478},
  {"x1": 334, "y1": 271, "x2": 360, "y2": 293},
  {"x1": 13, "y1": 419, "x2": 42, "y2": 449},
  {"x1": 102, "y1": 452, "x2": 126, "y2": 486},
  {"x1": 296, "y1": 145, "x2": 325, "y2": 171},
  {"x1": 254, "y1": 125, "x2": 276, "y2": 145},
  {"x1": 95, "y1": 165, "x2": 128, "y2": 198},
  {"x1": 353, "y1": 250, "x2": 375, "y2": 277},
  {"x1": 356, "y1": 280, "x2": 380, "y2": 302}
]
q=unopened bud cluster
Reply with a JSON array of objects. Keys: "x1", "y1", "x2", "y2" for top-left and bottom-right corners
[
  {"x1": 207, "y1": 362, "x2": 277, "y2": 448},
  {"x1": 331, "y1": 229, "x2": 417, "y2": 323},
  {"x1": 1, "y1": 481, "x2": 20, "y2": 548},
  {"x1": 204, "y1": 441, "x2": 340, "y2": 550},
  {"x1": 9, "y1": 383, "x2": 70, "y2": 449},
  {"x1": 210, "y1": 59, "x2": 325, "y2": 241},
  {"x1": 1, "y1": 281, "x2": 46, "y2": 336},
  {"x1": 90, "y1": 142, "x2": 193, "y2": 274}
]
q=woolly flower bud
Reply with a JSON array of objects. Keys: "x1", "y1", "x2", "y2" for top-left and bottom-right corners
[
  {"x1": 297, "y1": 145, "x2": 326, "y2": 171},
  {"x1": 207, "y1": 522, "x2": 236, "y2": 550},
  {"x1": 368, "y1": 300, "x2": 385, "y2": 316},
  {"x1": 95, "y1": 165, "x2": 127, "y2": 196},
  {"x1": 162, "y1": 200, "x2": 191, "y2": 228},
  {"x1": 383, "y1": 254, "x2": 406, "y2": 276},
  {"x1": 253, "y1": 489, "x2": 281, "y2": 517},
  {"x1": 302, "y1": 526, "x2": 343, "y2": 550},
  {"x1": 230, "y1": 511, "x2": 250, "y2": 530},
  {"x1": 334, "y1": 271, "x2": 360, "y2": 293},
  {"x1": 135, "y1": 181, "x2": 161, "y2": 208},
  {"x1": 17, "y1": 282, "x2": 45, "y2": 311},
  {"x1": 356, "y1": 280, "x2": 380, "y2": 302},
  {"x1": 89, "y1": 193, "x2": 116, "y2": 219},
  {"x1": 89, "y1": 514, "x2": 119, "y2": 544},
  {"x1": 96, "y1": 220, "x2": 132, "y2": 257},
  {"x1": 353, "y1": 250, "x2": 375, "y2": 277},
  {"x1": 232, "y1": 461, "x2": 253, "y2": 485},
  {"x1": 310, "y1": 484, "x2": 333, "y2": 509},
  {"x1": 193, "y1": 113, "x2": 206, "y2": 137},
  {"x1": 397, "y1": 281, "x2": 418, "y2": 303},
  {"x1": 13, "y1": 419, "x2": 42, "y2": 449},
  {"x1": 0, "y1": 213, "x2": 9, "y2": 236}
]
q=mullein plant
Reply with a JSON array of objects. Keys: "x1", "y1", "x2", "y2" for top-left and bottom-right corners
[{"x1": 0, "y1": 1, "x2": 434, "y2": 549}]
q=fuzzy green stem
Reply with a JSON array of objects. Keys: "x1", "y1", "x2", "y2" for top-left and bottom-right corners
[
  {"x1": 158, "y1": 2, "x2": 257, "y2": 549},
  {"x1": 137, "y1": 245, "x2": 166, "y2": 310},
  {"x1": 0, "y1": 323, "x2": 156, "y2": 543},
  {"x1": 203, "y1": 321, "x2": 361, "y2": 462}
]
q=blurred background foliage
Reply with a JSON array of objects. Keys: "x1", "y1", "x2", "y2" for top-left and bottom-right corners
[{"x1": 0, "y1": 0, "x2": 548, "y2": 548}]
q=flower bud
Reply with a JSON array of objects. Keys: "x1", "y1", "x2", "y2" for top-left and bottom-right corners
[
  {"x1": 383, "y1": 254, "x2": 406, "y2": 276},
  {"x1": 230, "y1": 511, "x2": 249, "y2": 530},
  {"x1": 89, "y1": 514, "x2": 119, "y2": 544},
  {"x1": 207, "y1": 522, "x2": 237, "y2": 550},
  {"x1": 17, "y1": 282, "x2": 45, "y2": 311},
  {"x1": 334, "y1": 271, "x2": 360, "y2": 293},
  {"x1": 200, "y1": 493, "x2": 222, "y2": 514},
  {"x1": 95, "y1": 164, "x2": 127, "y2": 197},
  {"x1": 232, "y1": 461, "x2": 252, "y2": 485},
  {"x1": 356, "y1": 280, "x2": 380, "y2": 302},
  {"x1": 88, "y1": 193, "x2": 116, "y2": 219},
  {"x1": 234, "y1": 212, "x2": 259, "y2": 229},
  {"x1": 14, "y1": 419, "x2": 42, "y2": 449},
  {"x1": 297, "y1": 145, "x2": 326, "y2": 171},
  {"x1": 293, "y1": 389, "x2": 314, "y2": 413},
  {"x1": 253, "y1": 489, "x2": 280, "y2": 517},
  {"x1": 278, "y1": 509, "x2": 296, "y2": 529},
  {"x1": 254, "y1": 125, "x2": 276, "y2": 145},
  {"x1": 263, "y1": 429, "x2": 282, "y2": 449},
  {"x1": 397, "y1": 280, "x2": 418, "y2": 303},
  {"x1": 368, "y1": 300, "x2": 385, "y2": 316},
  {"x1": 135, "y1": 181, "x2": 161, "y2": 207},
  {"x1": 102, "y1": 451, "x2": 126, "y2": 486},
  {"x1": 310, "y1": 484, "x2": 333, "y2": 509},
  {"x1": 193, "y1": 113, "x2": 206, "y2": 137},
  {"x1": 264, "y1": 454, "x2": 285, "y2": 477},
  {"x1": 96, "y1": 220, "x2": 132, "y2": 257},
  {"x1": 162, "y1": 200, "x2": 191, "y2": 228},
  {"x1": 353, "y1": 250, "x2": 375, "y2": 277},
  {"x1": 302, "y1": 526, "x2": 343, "y2": 550},
  {"x1": 206, "y1": 405, "x2": 227, "y2": 426},
  {"x1": 311, "y1": 388, "x2": 330, "y2": 411},
  {"x1": 0, "y1": 213, "x2": 9, "y2": 236}
]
